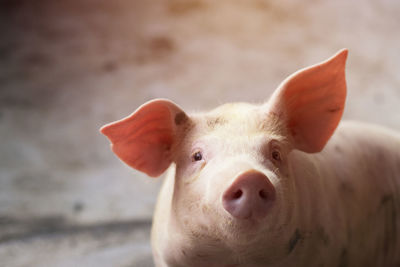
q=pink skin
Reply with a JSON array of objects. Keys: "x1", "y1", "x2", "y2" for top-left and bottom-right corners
[{"x1": 100, "y1": 49, "x2": 400, "y2": 266}]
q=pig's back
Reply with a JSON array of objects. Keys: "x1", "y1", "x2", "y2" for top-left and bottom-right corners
[
  {"x1": 316, "y1": 121, "x2": 400, "y2": 266},
  {"x1": 325, "y1": 120, "x2": 400, "y2": 195}
]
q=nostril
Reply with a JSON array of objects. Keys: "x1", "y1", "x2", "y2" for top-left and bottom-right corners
[
  {"x1": 259, "y1": 189, "x2": 268, "y2": 200},
  {"x1": 232, "y1": 189, "x2": 243, "y2": 199}
]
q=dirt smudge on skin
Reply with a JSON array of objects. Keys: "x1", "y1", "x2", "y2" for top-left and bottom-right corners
[
  {"x1": 206, "y1": 117, "x2": 228, "y2": 129},
  {"x1": 288, "y1": 228, "x2": 303, "y2": 254},
  {"x1": 378, "y1": 194, "x2": 398, "y2": 259},
  {"x1": 316, "y1": 226, "x2": 330, "y2": 246},
  {"x1": 334, "y1": 145, "x2": 343, "y2": 153},
  {"x1": 340, "y1": 182, "x2": 355, "y2": 196},
  {"x1": 102, "y1": 60, "x2": 118, "y2": 72},
  {"x1": 175, "y1": 112, "x2": 188, "y2": 126},
  {"x1": 338, "y1": 247, "x2": 348, "y2": 267},
  {"x1": 149, "y1": 36, "x2": 175, "y2": 54}
]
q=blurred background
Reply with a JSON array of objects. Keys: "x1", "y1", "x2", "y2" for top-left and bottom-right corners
[{"x1": 0, "y1": 0, "x2": 399, "y2": 266}]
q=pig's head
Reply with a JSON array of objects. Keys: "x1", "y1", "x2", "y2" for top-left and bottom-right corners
[{"x1": 100, "y1": 49, "x2": 347, "y2": 265}]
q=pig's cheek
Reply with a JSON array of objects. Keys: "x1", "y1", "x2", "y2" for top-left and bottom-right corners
[
  {"x1": 181, "y1": 161, "x2": 207, "y2": 185},
  {"x1": 275, "y1": 167, "x2": 289, "y2": 184}
]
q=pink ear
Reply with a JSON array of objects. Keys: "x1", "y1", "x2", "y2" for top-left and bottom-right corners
[
  {"x1": 269, "y1": 49, "x2": 348, "y2": 153},
  {"x1": 100, "y1": 99, "x2": 188, "y2": 177}
]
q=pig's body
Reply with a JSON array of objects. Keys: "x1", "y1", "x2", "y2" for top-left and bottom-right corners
[
  {"x1": 288, "y1": 121, "x2": 400, "y2": 267},
  {"x1": 152, "y1": 120, "x2": 400, "y2": 267},
  {"x1": 101, "y1": 50, "x2": 400, "y2": 266}
]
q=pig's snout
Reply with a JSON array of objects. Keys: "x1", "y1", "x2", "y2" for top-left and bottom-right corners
[{"x1": 222, "y1": 170, "x2": 276, "y2": 220}]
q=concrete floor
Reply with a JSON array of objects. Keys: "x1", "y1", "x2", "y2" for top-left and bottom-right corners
[{"x1": 0, "y1": 0, "x2": 399, "y2": 266}]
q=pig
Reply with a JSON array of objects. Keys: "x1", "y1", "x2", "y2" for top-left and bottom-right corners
[{"x1": 100, "y1": 49, "x2": 400, "y2": 267}]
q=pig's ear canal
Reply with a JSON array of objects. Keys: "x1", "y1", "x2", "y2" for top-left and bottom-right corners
[
  {"x1": 100, "y1": 99, "x2": 188, "y2": 177},
  {"x1": 268, "y1": 49, "x2": 348, "y2": 153}
]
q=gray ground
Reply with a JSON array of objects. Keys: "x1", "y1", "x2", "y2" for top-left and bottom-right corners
[{"x1": 0, "y1": 0, "x2": 399, "y2": 266}]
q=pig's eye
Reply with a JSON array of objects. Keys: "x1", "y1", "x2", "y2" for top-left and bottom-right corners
[
  {"x1": 271, "y1": 150, "x2": 281, "y2": 162},
  {"x1": 192, "y1": 151, "x2": 203, "y2": 162}
]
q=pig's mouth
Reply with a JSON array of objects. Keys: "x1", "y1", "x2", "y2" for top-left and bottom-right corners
[
  {"x1": 226, "y1": 215, "x2": 265, "y2": 228},
  {"x1": 214, "y1": 197, "x2": 281, "y2": 244},
  {"x1": 219, "y1": 213, "x2": 268, "y2": 238}
]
